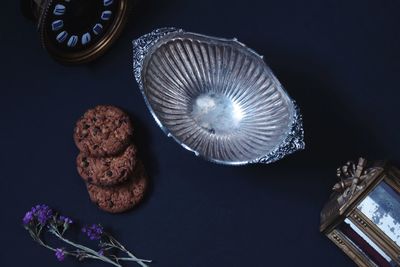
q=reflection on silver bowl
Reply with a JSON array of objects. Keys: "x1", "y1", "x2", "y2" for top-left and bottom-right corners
[{"x1": 133, "y1": 28, "x2": 305, "y2": 165}]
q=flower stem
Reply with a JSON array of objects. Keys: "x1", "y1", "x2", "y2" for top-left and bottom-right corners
[
  {"x1": 117, "y1": 257, "x2": 152, "y2": 263},
  {"x1": 29, "y1": 229, "x2": 85, "y2": 259},
  {"x1": 49, "y1": 227, "x2": 122, "y2": 267},
  {"x1": 106, "y1": 234, "x2": 151, "y2": 267}
]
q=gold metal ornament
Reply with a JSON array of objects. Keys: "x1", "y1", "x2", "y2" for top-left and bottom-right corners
[{"x1": 321, "y1": 158, "x2": 400, "y2": 267}]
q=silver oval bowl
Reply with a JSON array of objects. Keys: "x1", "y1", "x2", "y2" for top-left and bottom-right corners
[{"x1": 133, "y1": 28, "x2": 304, "y2": 165}]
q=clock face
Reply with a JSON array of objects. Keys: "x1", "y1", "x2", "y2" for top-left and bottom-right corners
[{"x1": 40, "y1": 0, "x2": 130, "y2": 63}]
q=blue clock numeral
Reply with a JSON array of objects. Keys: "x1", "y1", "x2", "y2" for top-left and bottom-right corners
[
  {"x1": 93, "y1": 24, "x2": 103, "y2": 35},
  {"x1": 51, "y1": 20, "x2": 64, "y2": 31},
  {"x1": 56, "y1": 31, "x2": 68, "y2": 43},
  {"x1": 104, "y1": 0, "x2": 113, "y2": 6},
  {"x1": 53, "y1": 4, "x2": 66, "y2": 15},
  {"x1": 101, "y1": 11, "x2": 112, "y2": 21},
  {"x1": 82, "y1": 33, "x2": 91, "y2": 45},
  {"x1": 67, "y1": 35, "x2": 78, "y2": 47}
]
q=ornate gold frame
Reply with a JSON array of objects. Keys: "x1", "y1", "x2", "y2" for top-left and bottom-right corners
[
  {"x1": 22, "y1": 0, "x2": 132, "y2": 64},
  {"x1": 321, "y1": 159, "x2": 400, "y2": 267}
]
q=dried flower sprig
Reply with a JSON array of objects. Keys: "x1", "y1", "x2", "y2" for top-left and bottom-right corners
[{"x1": 23, "y1": 204, "x2": 151, "y2": 267}]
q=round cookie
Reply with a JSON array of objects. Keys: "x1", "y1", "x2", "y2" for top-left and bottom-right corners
[
  {"x1": 87, "y1": 162, "x2": 148, "y2": 213},
  {"x1": 74, "y1": 105, "x2": 133, "y2": 157},
  {"x1": 77, "y1": 144, "x2": 137, "y2": 186}
]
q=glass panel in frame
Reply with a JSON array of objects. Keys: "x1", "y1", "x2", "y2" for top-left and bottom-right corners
[
  {"x1": 339, "y1": 219, "x2": 398, "y2": 267},
  {"x1": 357, "y1": 181, "x2": 400, "y2": 247}
]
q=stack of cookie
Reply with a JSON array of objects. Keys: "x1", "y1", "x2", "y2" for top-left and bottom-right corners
[{"x1": 74, "y1": 105, "x2": 147, "y2": 213}]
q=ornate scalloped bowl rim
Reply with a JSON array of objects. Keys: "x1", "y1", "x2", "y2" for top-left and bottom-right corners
[{"x1": 133, "y1": 28, "x2": 305, "y2": 165}]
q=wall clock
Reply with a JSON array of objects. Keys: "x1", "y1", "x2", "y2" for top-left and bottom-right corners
[{"x1": 21, "y1": 0, "x2": 132, "y2": 64}]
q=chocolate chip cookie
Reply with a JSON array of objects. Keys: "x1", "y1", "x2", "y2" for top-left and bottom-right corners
[
  {"x1": 87, "y1": 162, "x2": 148, "y2": 213},
  {"x1": 74, "y1": 105, "x2": 133, "y2": 157},
  {"x1": 77, "y1": 144, "x2": 137, "y2": 186}
]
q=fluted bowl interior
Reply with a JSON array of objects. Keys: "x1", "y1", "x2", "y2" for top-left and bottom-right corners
[{"x1": 141, "y1": 33, "x2": 294, "y2": 164}]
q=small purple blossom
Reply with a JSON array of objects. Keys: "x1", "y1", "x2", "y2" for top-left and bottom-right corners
[
  {"x1": 82, "y1": 224, "x2": 103, "y2": 240},
  {"x1": 34, "y1": 205, "x2": 53, "y2": 225},
  {"x1": 23, "y1": 204, "x2": 54, "y2": 226},
  {"x1": 22, "y1": 211, "x2": 34, "y2": 225},
  {"x1": 55, "y1": 248, "x2": 65, "y2": 261},
  {"x1": 59, "y1": 216, "x2": 73, "y2": 225},
  {"x1": 98, "y1": 249, "x2": 104, "y2": 256}
]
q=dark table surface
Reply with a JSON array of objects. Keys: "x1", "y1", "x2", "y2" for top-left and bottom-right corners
[{"x1": 1, "y1": 0, "x2": 400, "y2": 266}]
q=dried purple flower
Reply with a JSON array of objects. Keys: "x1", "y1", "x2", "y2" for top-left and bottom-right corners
[
  {"x1": 59, "y1": 216, "x2": 73, "y2": 225},
  {"x1": 34, "y1": 205, "x2": 53, "y2": 225},
  {"x1": 82, "y1": 224, "x2": 103, "y2": 240},
  {"x1": 98, "y1": 249, "x2": 104, "y2": 256},
  {"x1": 55, "y1": 248, "x2": 65, "y2": 261},
  {"x1": 22, "y1": 205, "x2": 151, "y2": 266},
  {"x1": 23, "y1": 204, "x2": 54, "y2": 226},
  {"x1": 22, "y1": 211, "x2": 34, "y2": 225}
]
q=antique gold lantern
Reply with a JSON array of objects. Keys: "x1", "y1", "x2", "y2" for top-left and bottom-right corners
[{"x1": 320, "y1": 158, "x2": 400, "y2": 267}]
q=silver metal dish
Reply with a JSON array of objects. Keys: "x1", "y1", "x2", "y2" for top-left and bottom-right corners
[{"x1": 133, "y1": 28, "x2": 305, "y2": 165}]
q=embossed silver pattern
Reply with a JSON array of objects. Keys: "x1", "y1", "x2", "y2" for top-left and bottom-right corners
[{"x1": 133, "y1": 28, "x2": 305, "y2": 165}]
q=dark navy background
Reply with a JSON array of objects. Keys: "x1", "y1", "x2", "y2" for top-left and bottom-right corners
[{"x1": 1, "y1": 0, "x2": 399, "y2": 266}]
